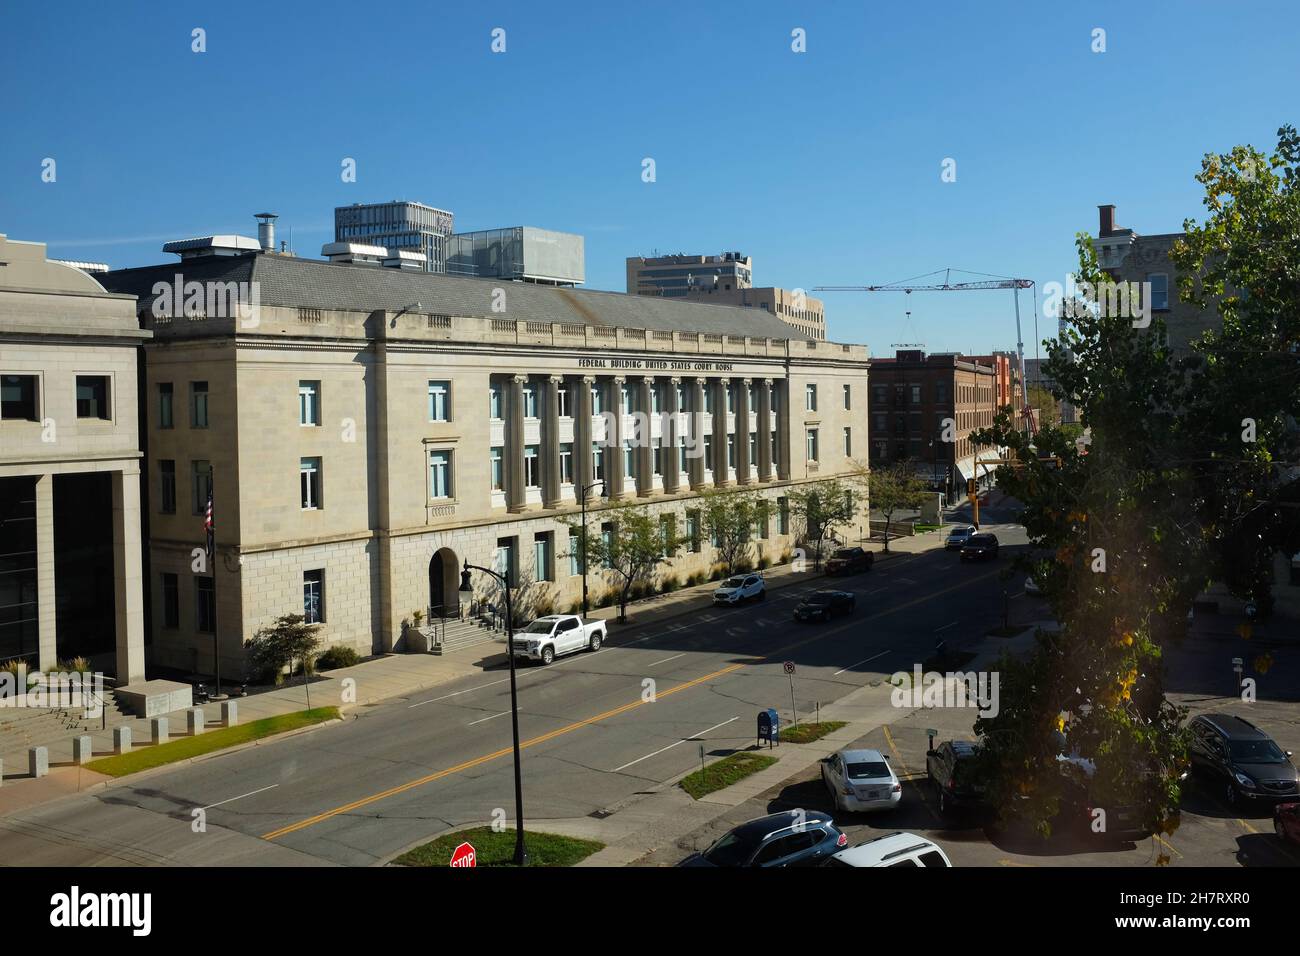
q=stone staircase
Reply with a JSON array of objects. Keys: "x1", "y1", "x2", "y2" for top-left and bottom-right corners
[
  {"x1": 0, "y1": 691, "x2": 132, "y2": 753},
  {"x1": 430, "y1": 615, "x2": 502, "y2": 655}
]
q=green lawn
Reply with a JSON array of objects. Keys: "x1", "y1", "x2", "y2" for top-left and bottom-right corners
[
  {"x1": 395, "y1": 826, "x2": 604, "y2": 867},
  {"x1": 85, "y1": 707, "x2": 340, "y2": 777},
  {"x1": 778, "y1": 720, "x2": 846, "y2": 744},
  {"x1": 680, "y1": 751, "x2": 778, "y2": 800}
]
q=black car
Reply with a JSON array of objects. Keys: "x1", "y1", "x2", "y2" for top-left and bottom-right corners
[
  {"x1": 959, "y1": 533, "x2": 999, "y2": 562},
  {"x1": 1188, "y1": 713, "x2": 1299, "y2": 807},
  {"x1": 825, "y1": 546, "x2": 873, "y2": 575},
  {"x1": 926, "y1": 740, "x2": 987, "y2": 816},
  {"x1": 794, "y1": 590, "x2": 856, "y2": 623},
  {"x1": 678, "y1": 810, "x2": 847, "y2": 867}
]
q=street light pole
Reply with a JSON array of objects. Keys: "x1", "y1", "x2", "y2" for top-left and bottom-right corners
[{"x1": 460, "y1": 559, "x2": 527, "y2": 866}]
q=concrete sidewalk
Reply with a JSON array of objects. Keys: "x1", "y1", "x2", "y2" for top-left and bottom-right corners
[{"x1": 0, "y1": 530, "x2": 949, "y2": 813}]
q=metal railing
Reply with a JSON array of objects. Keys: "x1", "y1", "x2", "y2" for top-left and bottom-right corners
[{"x1": 425, "y1": 603, "x2": 464, "y2": 650}]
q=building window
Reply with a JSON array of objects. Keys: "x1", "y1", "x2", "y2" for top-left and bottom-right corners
[
  {"x1": 160, "y1": 460, "x2": 176, "y2": 514},
  {"x1": 703, "y1": 386, "x2": 715, "y2": 415},
  {"x1": 427, "y1": 380, "x2": 450, "y2": 422},
  {"x1": 622, "y1": 439, "x2": 635, "y2": 478},
  {"x1": 651, "y1": 384, "x2": 663, "y2": 414},
  {"x1": 189, "y1": 381, "x2": 208, "y2": 428},
  {"x1": 303, "y1": 569, "x2": 325, "y2": 624},
  {"x1": 686, "y1": 510, "x2": 701, "y2": 552},
  {"x1": 557, "y1": 382, "x2": 571, "y2": 418},
  {"x1": 1148, "y1": 273, "x2": 1169, "y2": 311},
  {"x1": 191, "y1": 460, "x2": 211, "y2": 515},
  {"x1": 844, "y1": 427, "x2": 852, "y2": 456},
  {"x1": 1, "y1": 374, "x2": 39, "y2": 421},
  {"x1": 592, "y1": 442, "x2": 606, "y2": 482},
  {"x1": 911, "y1": 384, "x2": 922, "y2": 404},
  {"x1": 778, "y1": 497, "x2": 790, "y2": 535},
  {"x1": 568, "y1": 527, "x2": 581, "y2": 576},
  {"x1": 704, "y1": 434, "x2": 714, "y2": 472},
  {"x1": 297, "y1": 380, "x2": 321, "y2": 426},
  {"x1": 160, "y1": 573, "x2": 179, "y2": 628},
  {"x1": 195, "y1": 576, "x2": 215, "y2": 633},
  {"x1": 678, "y1": 436, "x2": 689, "y2": 473},
  {"x1": 559, "y1": 443, "x2": 574, "y2": 484},
  {"x1": 620, "y1": 383, "x2": 633, "y2": 414},
  {"x1": 652, "y1": 438, "x2": 663, "y2": 476},
  {"x1": 524, "y1": 445, "x2": 540, "y2": 488},
  {"x1": 429, "y1": 450, "x2": 452, "y2": 499},
  {"x1": 725, "y1": 383, "x2": 736, "y2": 414},
  {"x1": 873, "y1": 385, "x2": 887, "y2": 404},
  {"x1": 806, "y1": 428, "x2": 819, "y2": 462},
  {"x1": 300, "y1": 457, "x2": 322, "y2": 510},
  {"x1": 756, "y1": 501, "x2": 770, "y2": 539},
  {"x1": 76, "y1": 375, "x2": 110, "y2": 420},
  {"x1": 843, "y1": 384, "x2": 852, "y2": 409},
  {"x1": 489, "y1": 446, "x2": 504, "y2": 492},
  {"x1": 157, "y1": 382, "x2": 173, "y2": 429},
  {"x1": 771, "y1": 431, "x2": 779, "y2": 466},
  {"x1": 489, "y1": 383, "x2": 503, "y2": 420},
  {"x1": 523, "y1": 383, "x2": 539, "y2": 418},
  {"x1": 494, "y1": 537, "x2": 517, "y2": 586},
  {"x1": 590, "y1": 382, "x2": 604, "y2": 415},
  {"x1": 534, "y1": 532, "x2": 554, "y2": 583},
  {"x1": 748, "y1": 431, "x2": 758, "y2": 467},
  {"x1": 659, "y1": 514, "x2": 676, "y2": 556},
  {"x1": 676, "y1": 383, "x2": 687, "y2": 411},
  {"x1": 726, "y1": 434, "x2": 736, "y2": 469},
  {"x1": 600, "y1": 523, "x2": 614, "y2": 569}
]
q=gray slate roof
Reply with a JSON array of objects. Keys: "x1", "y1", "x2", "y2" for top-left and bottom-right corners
[{"x1": 97, "y1": 252, "x2": 811, "y2": 340}]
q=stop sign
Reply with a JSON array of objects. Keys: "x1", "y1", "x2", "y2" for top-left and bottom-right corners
[{"x1": 449, "y1": 841, "x2": 476, "y2": 868}]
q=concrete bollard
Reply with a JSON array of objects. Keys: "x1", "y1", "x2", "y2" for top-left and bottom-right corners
[
  {"x1": 220, "y1": 700, "x2": 238, "y2": 727},
  {"x1": 73, "y1": 735, "x2": 93, "y2": 765},
  {"x1": 29, "y1": 746, "x2": 49, "y2": 779},
  {"x1": 0, "y1": 757, "x2": 4, "y2": 786},
  {"x1": 187, "y1": 707, "x2": 205, "y2": 735},
  {"x1": 113, "y1": 725, "x2": 132, "y2": 754},
  {"x1": 151, "y1": 717, "x2": 169, "y2": 745}
]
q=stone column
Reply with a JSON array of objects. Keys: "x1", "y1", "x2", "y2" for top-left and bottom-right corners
[
  {"x1": 111, "y1": 468, "x2": 147, "y2": 683},
  {"x1": 607, "y1": 376, "x2": 626, "y2": 499},
  {"x1": 576, "y1": 375, "x2": 595, "y2": 498},
  {"x1": 689, "y1": 377, "x2": 707, "y2": 489},
  {"x1": 757, "y1": 378, "x2": 774, "y2": 481},
  {"x1": 712, "y1": 378, "x2": 730, "y2": 487},
  {"x1": 543, "y1": 375, "x2": 563, "y2": 509},
  {"x1": 506, "y1": 375, "x2": 526, "y2": 513},
  {"x1": 776, "y1": 378, "x2": 792, "y2": 480},
  {"x1": 636, "y1": 376, "x2": 654, "y2": 497},
  {"x1": 663, "y1": 377, "x2": 682, "y2": 494},
  {"x1": 736, "y1": 378, "x2": 753, "y2": 485},
  {"x1": 34, "y1": 473, "x2": 56, "y2": 673}
]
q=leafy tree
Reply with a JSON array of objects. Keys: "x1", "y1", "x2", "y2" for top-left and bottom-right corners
[
  {"x1": 970, "y1": 126, "x2": 1300, "y2": 844},
  {"x1": 245, "y1": 613, "x2": 322, "y2": 686},
  {"x1": 859, "y1": 461, "x2": 928, "y2": 552},
  {"x1": 787, "y1": 479, "x2": 857, "y2": 569},
  {"x1": 696, "y1": 487, "x2": 764, "y2": 574},
  {"x1": 1026, "y1": 383, "x2": 1059, "y2": 428},
  {"x1": 564, "y1": 499, "x2": 678, "y2": 623}
]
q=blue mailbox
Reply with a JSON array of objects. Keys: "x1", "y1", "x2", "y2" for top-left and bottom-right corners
[{"x1": 757, "y1": 708, "x2": 780, "y2": 748}]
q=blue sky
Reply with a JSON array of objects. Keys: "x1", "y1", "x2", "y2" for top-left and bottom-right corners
[{"x1": 2, "y1": 1, "x2": 1295, "y2": 356}]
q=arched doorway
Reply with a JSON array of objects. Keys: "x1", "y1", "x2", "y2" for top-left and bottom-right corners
[{"x1": 429, "y1": 548, "x2": 459, "y2": 619}]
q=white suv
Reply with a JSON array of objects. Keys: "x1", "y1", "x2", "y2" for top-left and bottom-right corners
[
  {"x1": 823, "y1": 832, "x2": 952, "y2": 868},
  {"x1": 712, "y1": 573, "x2": 766, "y2": 605}
]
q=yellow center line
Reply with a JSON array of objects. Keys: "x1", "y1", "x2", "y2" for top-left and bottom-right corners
[
  {"x1": 1154, "y1": 833, "x2": 1183, "y2": 859},
  {"x1": 263, "y1": 567, "x2": 1003, "y2": 841},
  {"x1": 1236, "y1": 817, "x2": 1258, "y2": 835}
]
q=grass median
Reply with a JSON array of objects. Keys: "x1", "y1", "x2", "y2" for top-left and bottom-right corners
[
  {"x1": 85, "y1": 707, "x2": 340, "y2": 777},
  {"x1": 680, "y1": 751, "x2": 778, "y2": 800},
  {"x1": 779, "y1": 720, "x2": 846, "y2": 744},
  {"x1": 396, "y1": 826, "x2": 604, "y2": 867}
]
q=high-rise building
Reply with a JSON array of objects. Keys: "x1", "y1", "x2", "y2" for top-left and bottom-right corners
[
  {"x1": 446, "y1": 226, "x2": 584, "y2": 286},
  {"x1": 627, "y1": 253, "x2": 826, "y2": 340},
  {"x1": 334, "y1": 201, "x2": 455, "y2": 273}
]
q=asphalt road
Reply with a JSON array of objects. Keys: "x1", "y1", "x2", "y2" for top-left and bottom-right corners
[{"x1": 0, "y1": 527, "x2": 1031, "y2": 867}]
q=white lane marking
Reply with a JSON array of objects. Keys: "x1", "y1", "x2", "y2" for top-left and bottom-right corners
[
  {"x1": 468, "y1": 710, "x2": 510, "y2": 726},
  {"x1": 865, "y1": 588, "x2": 886, "y2": 596},
  {"x1": 611, "y1": 716, "x2": 741, "y2": 773},
  {"x1": 410, "y1": 678, "x2": 510, "y2": 707},
  {"x1": 833, "y1": 650, "x2": 891, "y2": 677},
  {"x1": 648, "y1": 653, "x2": 686, "y2": 667},
  {"x1": 200, "y1": 784, "x2": 279, "y2": 811},
  {"x1": 896, "y1": 577, "x2": 918, "y2": 585},
  {"x1": 934, "y1": 621, "x2": 958, "y2": 633}
]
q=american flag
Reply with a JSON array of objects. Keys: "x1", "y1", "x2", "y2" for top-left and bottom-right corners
[{"x1": 204, "y1": 491, "x2": 214, "y2": 558}]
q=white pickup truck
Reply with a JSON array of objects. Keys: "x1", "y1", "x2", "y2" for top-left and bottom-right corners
[{"x1": 510, "y1": 614, "x2": 606, "y2": 665}]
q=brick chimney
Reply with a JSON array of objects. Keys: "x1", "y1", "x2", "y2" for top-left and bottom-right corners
[{"x1": 1098, "y1": 204, "x2": 1117, "y2": 237}]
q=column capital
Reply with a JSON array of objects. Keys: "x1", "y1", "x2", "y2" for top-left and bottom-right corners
[
  {"x1": 763, "y1": 377, "x2": 774, "y2": 387},
  {"x1": 612, "y1": 375, "x2": 626, "y2": 385},
  {"x1": 668, "y1": 376, "x2": 681, "y2": 386},
  {"x1": 639, "y1": 374, "x2": 656, "y2": 385},
  {"x1": 511, "y1": 374, "x2": 528, "y2": 385},
  {"x1": 582, "y1": 375, "x2": 597, "y2": 385},
  {"x1": 548, "y1": 375, "x2": 564, "y2": 385},
  {"x1": 693, "y1": 376, "x2": 709, "y2": 386}
]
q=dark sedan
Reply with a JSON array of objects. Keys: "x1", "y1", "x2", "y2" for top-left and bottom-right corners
[
  {"x1": 1188, "y1": 713, "x2": 1299, "y2": 807},
  {"x1": 959, "y1": 533, "x2": 999, "y2": 562},
  {"x1": 825, "y1": 546, "x2": 873, "y2": 575},
  {"x1": 794, "y1": 590, "x2": 856, "y2": 623},
  {"x1": 678, "y1": 810, "x2": 847, "y2": 867}
]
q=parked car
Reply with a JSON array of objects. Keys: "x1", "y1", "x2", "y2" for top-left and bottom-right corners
[
  {"x1": 1188, "y1": 713, "x2": 1299, "y2": 807},
  {"x1": 823, "y1": 832, "x2": 952, "y2": 868},
  {"x1": 712, "y1": 572, "x2": 766, "y2": 605},
  {"x1": 1274, "y1": 802, "x2": 1300, "y2": 845},
  {"x1": 1052, "y1": 755, "x2": 1155, "y2": 842},
  {"x1": 820, "y1": 748, "x2": 902, "y2": 813},
  {"x1": 794, "y1": 590, "x2": 856, "y2": 623},
  {"x1": 945, "y1": 526, "x2": 976, "y2": 551},
  {"x1": 825, "y1": 546, "x2": 873, "y2": 575},
  {"x1": 926, "y1": 739, "x2": 987, "y2": 816},
  {"x1": 959, "y1": 533, "x2": 1000, "y2": 562},
  {"x1": 510, "y1": 614, "x2": 606, "y2": 665},
  {"x1": 678, "y1": 810, "x2": 847, "y2": 867}
]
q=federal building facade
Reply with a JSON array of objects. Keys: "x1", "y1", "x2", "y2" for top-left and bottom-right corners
[{"x1": 97, "y1": 246, "x2": 870, "y2": 674}]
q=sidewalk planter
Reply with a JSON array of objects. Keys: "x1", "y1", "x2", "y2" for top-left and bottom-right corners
[{"x1": 402, "y1": 623, "x2": 436, "y2": 653}]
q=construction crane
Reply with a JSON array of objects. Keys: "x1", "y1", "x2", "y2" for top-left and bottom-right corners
[{"x1": 815, "y1": 268, "x2": 1038, "y2": 435}]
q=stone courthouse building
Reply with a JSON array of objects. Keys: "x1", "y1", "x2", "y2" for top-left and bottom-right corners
[{"x1": 97, "y1": 236, "x2": 870, "y2": 675}]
